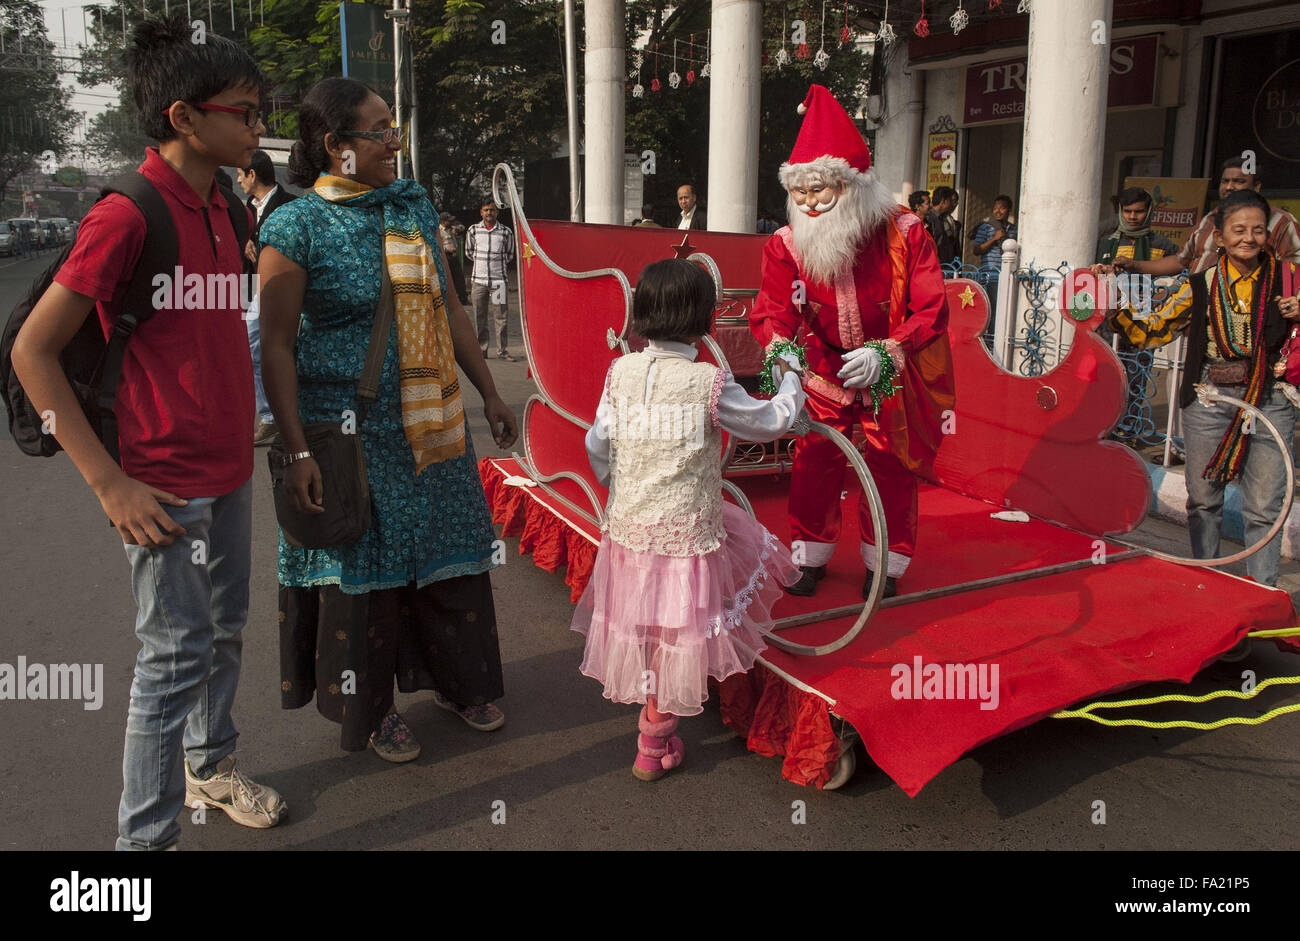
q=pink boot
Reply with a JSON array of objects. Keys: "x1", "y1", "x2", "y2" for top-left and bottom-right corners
[{"x1": 633, "y1": 707, "x2": 685, "y2": 781}]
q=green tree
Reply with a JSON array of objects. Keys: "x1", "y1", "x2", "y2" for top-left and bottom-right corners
[
  {"x1": 410, "y1": 1, "x2": 568, "y2": 214},
  {"x1": 0, "y1": 0, "x2": 78, "y2": 203}
]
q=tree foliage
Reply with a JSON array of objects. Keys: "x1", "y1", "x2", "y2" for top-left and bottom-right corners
[{"x1": 0, "y1": 0, "x2": 78, "y2": 202}]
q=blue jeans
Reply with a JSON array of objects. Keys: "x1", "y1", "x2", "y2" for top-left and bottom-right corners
[
  {"x1": 116, "y1": 478, "x2": 252, "y2": 850},
  {"x1": 246, "y1": 297, "x2": 273, "y2": 424},
  {"x1": 1182, "y1": 386, "x2": 1296, "y2": 587}
]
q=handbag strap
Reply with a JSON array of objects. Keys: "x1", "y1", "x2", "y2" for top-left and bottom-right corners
[{"x1": 355, "y1": 255, "x2": 395, "y2": 421}]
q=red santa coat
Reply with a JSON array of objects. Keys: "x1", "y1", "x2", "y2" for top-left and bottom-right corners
[{"x1": 749, "y1": 207, "x2": 956, "y2": 476}]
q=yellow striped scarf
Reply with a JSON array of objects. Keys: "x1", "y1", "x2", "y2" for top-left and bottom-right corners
[{"x1": 314, "y1": 175, "x2": 465, "y2": 473}]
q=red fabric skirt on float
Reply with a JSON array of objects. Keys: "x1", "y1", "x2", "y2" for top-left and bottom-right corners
[{"x1": 571, "y1": 503, "x2": 800, "y2": 717}]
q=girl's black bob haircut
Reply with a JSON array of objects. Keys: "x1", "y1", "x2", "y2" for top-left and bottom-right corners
[
  {"x1": 127, "y1": 14, "x2": 267, "y2": 142},
  {"x1": 1214, "y1": 189, "x2": 1271, "y2": 232},
  {"x1": 632, "y1": 259, "x2": 717, "y2": 343},
  {"x1": 287, "y1": 77, "x2": 381, "y2": 187}
]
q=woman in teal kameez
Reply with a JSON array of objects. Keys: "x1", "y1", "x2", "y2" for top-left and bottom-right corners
[{"x1": 258, "y1": 78, "x2": 518, "y2": 761}]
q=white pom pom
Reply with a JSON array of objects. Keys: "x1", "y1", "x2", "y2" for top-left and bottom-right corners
[{"x1": 796, "y1": 102, "x2": 807, "y2": 115}]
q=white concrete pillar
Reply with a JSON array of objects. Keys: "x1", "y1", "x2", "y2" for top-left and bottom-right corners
[
  {"x1": 899, "y1": 68, "x2": 926, "y2": 202},
  {"x1": 706, "y1": 0, "x2": 762, "y2": 233},
  {"x1": 1017, "y1": 0, "x2": 1111, "y2": 353},
  {"x1": 584, "y1": 0, "x2": 625, "y2": 225}
]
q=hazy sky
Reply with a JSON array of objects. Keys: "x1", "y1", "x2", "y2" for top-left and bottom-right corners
[{"x1": 38, "y1": 0, "x2": 117, "y2": 121}]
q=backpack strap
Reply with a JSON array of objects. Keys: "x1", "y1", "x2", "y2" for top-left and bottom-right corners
[
  {"x1": 220, "y1": 184, "x2": 250, "y2": 249},
  {"x1": 94, "y1": 173, "x2": 178, "y2": 462}
]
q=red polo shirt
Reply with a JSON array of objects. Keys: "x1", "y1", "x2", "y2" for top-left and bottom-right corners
[{"x1": 54, "y1": 148, "x2": 254, "y2": 497}]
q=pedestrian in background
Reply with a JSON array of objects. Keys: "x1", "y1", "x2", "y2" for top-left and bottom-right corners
[
  {"x1": 970, "y1": 194, "x2": 1017, "y2": 316},
  {"x1": 466, "y1": 199, "x2": 516, "y2": 361},
  {"x1": 438, "y1": 214, "x2": 469, "y2": 304}
]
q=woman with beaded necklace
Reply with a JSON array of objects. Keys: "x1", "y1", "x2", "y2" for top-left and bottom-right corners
[{"x1": 1109, "y1": 189, "x2": 1300, "y2": 589}]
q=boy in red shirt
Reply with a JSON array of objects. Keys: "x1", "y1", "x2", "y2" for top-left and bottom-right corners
[{"x1": 12, "y1": 16, "x2": 284, "y2": 850}]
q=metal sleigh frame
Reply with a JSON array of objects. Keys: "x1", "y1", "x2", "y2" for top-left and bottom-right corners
[{"x1": 487, "y1": 163, "x2": 1297, "y2": 789}]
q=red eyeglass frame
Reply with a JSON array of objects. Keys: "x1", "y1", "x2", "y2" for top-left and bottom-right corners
[{"x1": 159, "y1": 102, "x2": 263, "y2": 127}]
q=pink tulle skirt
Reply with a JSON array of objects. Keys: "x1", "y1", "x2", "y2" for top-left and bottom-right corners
[{"x1": 570, "y1": 503, "x2": 800, "y2": 717}]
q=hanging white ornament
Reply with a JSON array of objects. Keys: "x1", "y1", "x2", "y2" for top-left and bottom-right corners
[
  {"x1": 950, "y1": 3, "x2": 969, "y2": 34},
  {"x1": 700, "y1": 30, "x2": 711, "y2": 77},
  {"x1": 878, "y1": 0, "x2": 896, "y2": 46},
  {"x1": 1017, "y1": 0, "x2": 1031, "y2": 12},
  {"x1": 632, "y1": 83, "x2": 644, "y2": 98},
  {"x1": 813, "y1": 1, "x2": 829, "y2": 70},
  {"x1": 775, "y1": 46, "x2": 791, "y2": 68},
  {"x1": 634, "y1": 53, "x2": 643, "y2": 69},
  {"x1": 668, "y1": 71, "x2": 681, "y2": 89}
]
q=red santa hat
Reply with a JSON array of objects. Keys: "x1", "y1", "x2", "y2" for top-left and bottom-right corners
[{"x1": 780, "y1": 85, "x2": 872, "y2": 188}]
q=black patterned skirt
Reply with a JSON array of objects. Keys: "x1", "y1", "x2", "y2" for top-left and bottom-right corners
[{"x1": 279, "y1": 572, "x2": 505, "y2": 751}]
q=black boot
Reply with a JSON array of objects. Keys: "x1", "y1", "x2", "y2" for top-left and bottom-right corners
[
  {"x1": 785, "y1": 565, "x2": 827, "y2": 597},
  {"x1": 862, "y1": 572, "x2": 897, "y2": 600}
]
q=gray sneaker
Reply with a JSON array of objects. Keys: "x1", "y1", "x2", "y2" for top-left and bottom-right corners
[
  {"x1": 431, "y1": 689, "x2": 505, "y2": 731},
  {"x1": 185, "y1": 756, "x2": 287, "y2": 829}
]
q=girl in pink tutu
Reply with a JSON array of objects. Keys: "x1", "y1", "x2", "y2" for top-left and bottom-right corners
[{"x1": 572, "y1": 258, "x2": 807, "y2": 781}]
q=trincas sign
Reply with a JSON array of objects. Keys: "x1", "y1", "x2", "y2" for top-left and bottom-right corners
[{"x1": 963, "y1": 34, "x2": 1159, "y2": 127}]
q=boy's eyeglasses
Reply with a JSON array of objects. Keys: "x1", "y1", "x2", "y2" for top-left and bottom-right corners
[
  {"x1": 160, "y1": 102, "x2": 264, "y2": 128},
  {"x1": 345, "y1": 126, "x2": 406, "y2": 146}
]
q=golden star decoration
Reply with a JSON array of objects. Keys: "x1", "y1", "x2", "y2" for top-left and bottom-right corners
[
  {"x1": 522, "y1": 241, "x2": 536, "y2": 269},
  {"x1": 958, "y1": 285, "x2": 976, "y2": 308}
]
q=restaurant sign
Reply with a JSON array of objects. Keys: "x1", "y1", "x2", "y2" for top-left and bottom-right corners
[{"x1": 963, "y1": 34, "x2": 1159, "y2": 127}]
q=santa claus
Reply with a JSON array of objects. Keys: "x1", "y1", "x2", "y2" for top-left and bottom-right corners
[{"x1": 750, "y1": 84, "x2": 955, "y2": 599}]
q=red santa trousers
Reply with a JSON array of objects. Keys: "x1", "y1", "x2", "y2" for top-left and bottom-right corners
[{"x1": 789, "y1": 384, "x2": 917, "y2": 576}]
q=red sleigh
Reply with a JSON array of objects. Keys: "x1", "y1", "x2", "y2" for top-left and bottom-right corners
[{"x1": 478, "y1": 166, "x2": 1300, "y2": 795}]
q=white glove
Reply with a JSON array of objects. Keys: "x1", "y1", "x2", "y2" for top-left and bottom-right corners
[
  {"x1": 770, "y1": 352, "x2": 802, "y2": 388},
  {"x1": 837, "y1": 346, "x2": 882, "y2": 390}
]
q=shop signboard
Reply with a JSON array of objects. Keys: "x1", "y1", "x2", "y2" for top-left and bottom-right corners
[
  {"x1": 1122, "y1": 176, "x2": 1208, "y2": 247},
  {"x1": 963, "y1": 34, "x2": 1159, "y2": 127},
  {"x1": 926, "y1": 130, "x2": 958, "y2": 193}
]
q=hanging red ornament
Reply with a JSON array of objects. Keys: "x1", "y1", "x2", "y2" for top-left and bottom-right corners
[
  {"x1": 840, "y1": 5, "x2": 851, "y2": 43},
  {"x1": 914, "y1": 1, "x2": 930, "y2": 37},
  {"x1": 651, "y1": 77, "x2": 661, "y2": 92},
  {"x1": 988, "y1": 0, "x2": 1003, "y2": 8},
  {"x1": 762, "y1": 50, "x2": 770, "y2": 65},
  {"x1": 796, "y1": 42, "x2": 809, "y2": 58},
  {"x1": 687, "y1": 68, "x2": 695, "y2": 84}
]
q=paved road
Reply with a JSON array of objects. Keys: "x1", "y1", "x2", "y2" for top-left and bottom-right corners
[{"x1": 1, "y1": 250, "x2": 1298, "y2": 851}]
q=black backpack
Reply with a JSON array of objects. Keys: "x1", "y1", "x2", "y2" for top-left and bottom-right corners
[{"x1": 1, "y1": 173, "x2": 249, "y2": 462}]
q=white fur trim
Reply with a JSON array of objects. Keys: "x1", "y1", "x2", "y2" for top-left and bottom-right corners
[
  {"x1": 797, "y1": 102, "x2": 807, "y2": 115},
  {"x1": 779, "y1": 156, "x2": 862, "y2": 189},
  {"x1": 861, "y1": 542, "x2": 910, "y2": 577},
  {"x1": 794, "y1": 540, "x2": 836, "y2": 567}
]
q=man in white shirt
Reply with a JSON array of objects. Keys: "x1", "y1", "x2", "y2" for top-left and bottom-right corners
[
  {"x1": 466, "y1": 200, "x2": 517, "y2": 361},
  {"x1": 236, "y1": 150, "x2": 295, "y2": 445},
  {"x1": 676, "y1": 184, "x2": 707, "y2": 231}
]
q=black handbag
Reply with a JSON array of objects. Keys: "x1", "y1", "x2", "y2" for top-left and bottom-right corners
[{"x1": 268, "y1": 263, "x2": 394, "y2": 549}]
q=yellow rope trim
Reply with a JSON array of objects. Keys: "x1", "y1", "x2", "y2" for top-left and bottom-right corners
[
  {"x1": 1247, "y1": 627, "x2": 1300, "y2": 639},
  {"x1": 1052, "y1": 675, "x2": 1300, "y2": 730}
]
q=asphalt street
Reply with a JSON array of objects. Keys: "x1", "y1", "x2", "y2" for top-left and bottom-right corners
[{"x1": 1, "y1": 248, "x2": 1298, "y2": 851}]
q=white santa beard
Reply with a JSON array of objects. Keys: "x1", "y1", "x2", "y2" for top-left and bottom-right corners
[{"x1": 786, "y1": 171, "x2": 896, "y2": 285}]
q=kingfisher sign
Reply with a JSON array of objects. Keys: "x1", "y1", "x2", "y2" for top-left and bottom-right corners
[{"x1": 963, "y1": 34, "x2": 1159, "y2": 127}]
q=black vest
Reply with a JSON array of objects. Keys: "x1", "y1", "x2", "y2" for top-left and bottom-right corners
[{"x1": 1178, "y1": 261, "x2": 1289, "y2": 409}]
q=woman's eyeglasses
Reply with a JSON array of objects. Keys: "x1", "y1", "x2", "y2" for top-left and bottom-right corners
[
  {"x1": 160, "y1": 102, "x2": 265, "y2": 128},
  {"x1": 344, "y1": 126, "x2": 407, "y2": 146}
]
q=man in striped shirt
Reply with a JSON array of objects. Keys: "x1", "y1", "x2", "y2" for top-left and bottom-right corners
[
  {"x1": 1115, "y1": 156, "x2": 1300, "y2": 278},
  {"x1": 466, "y1": 199, "x2": 517, "y2": 361}
]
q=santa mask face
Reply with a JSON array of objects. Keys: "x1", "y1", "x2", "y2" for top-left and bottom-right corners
[{"x1": 788, "y1": 179, "x2": 845, "y2": 217}]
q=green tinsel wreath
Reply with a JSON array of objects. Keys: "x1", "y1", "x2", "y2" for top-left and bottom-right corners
[
  {"x1": 861, "y1": 340, "x2": 901, "y2": 416},
  {"x1": 758, "y1": 338, "x2": 808, "y2": 395}
]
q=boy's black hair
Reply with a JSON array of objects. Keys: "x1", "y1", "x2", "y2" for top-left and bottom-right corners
[
  {"x1": 481, "y1": 198, "x2": 498, "y2": 209},
  {"x1": 993, "y1": 194, "x2": 1013, "y2": 208},
  {"x1": 632, "y1": 259, "x2": 716, "y2": 343},
  {"x1": 932, "y1": 185, "x2": 955, "y2": 205},
  {"x1": 127, "y1": 13, "x2": 267, "y2": 142},
  {"x1": 907, "y1": 190, "x2": 930, "y2": 212},
  {"x1": 1214, "y1": 189, "x2": 1270, "y2": 232},
  {"x1": 1118, "y1": 186, "x2": 1152, "y2": 210},
  {"x1": 287, "y1": 77, "x2": 378, "y2": 187},
  {"x1": 245, "y1": 150, "x2": 276, "y2": 186}
]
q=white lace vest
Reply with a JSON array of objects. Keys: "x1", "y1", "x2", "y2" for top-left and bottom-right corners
[{"x1": 605, "y1": 353, "x2": 726, "y2": 556}]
